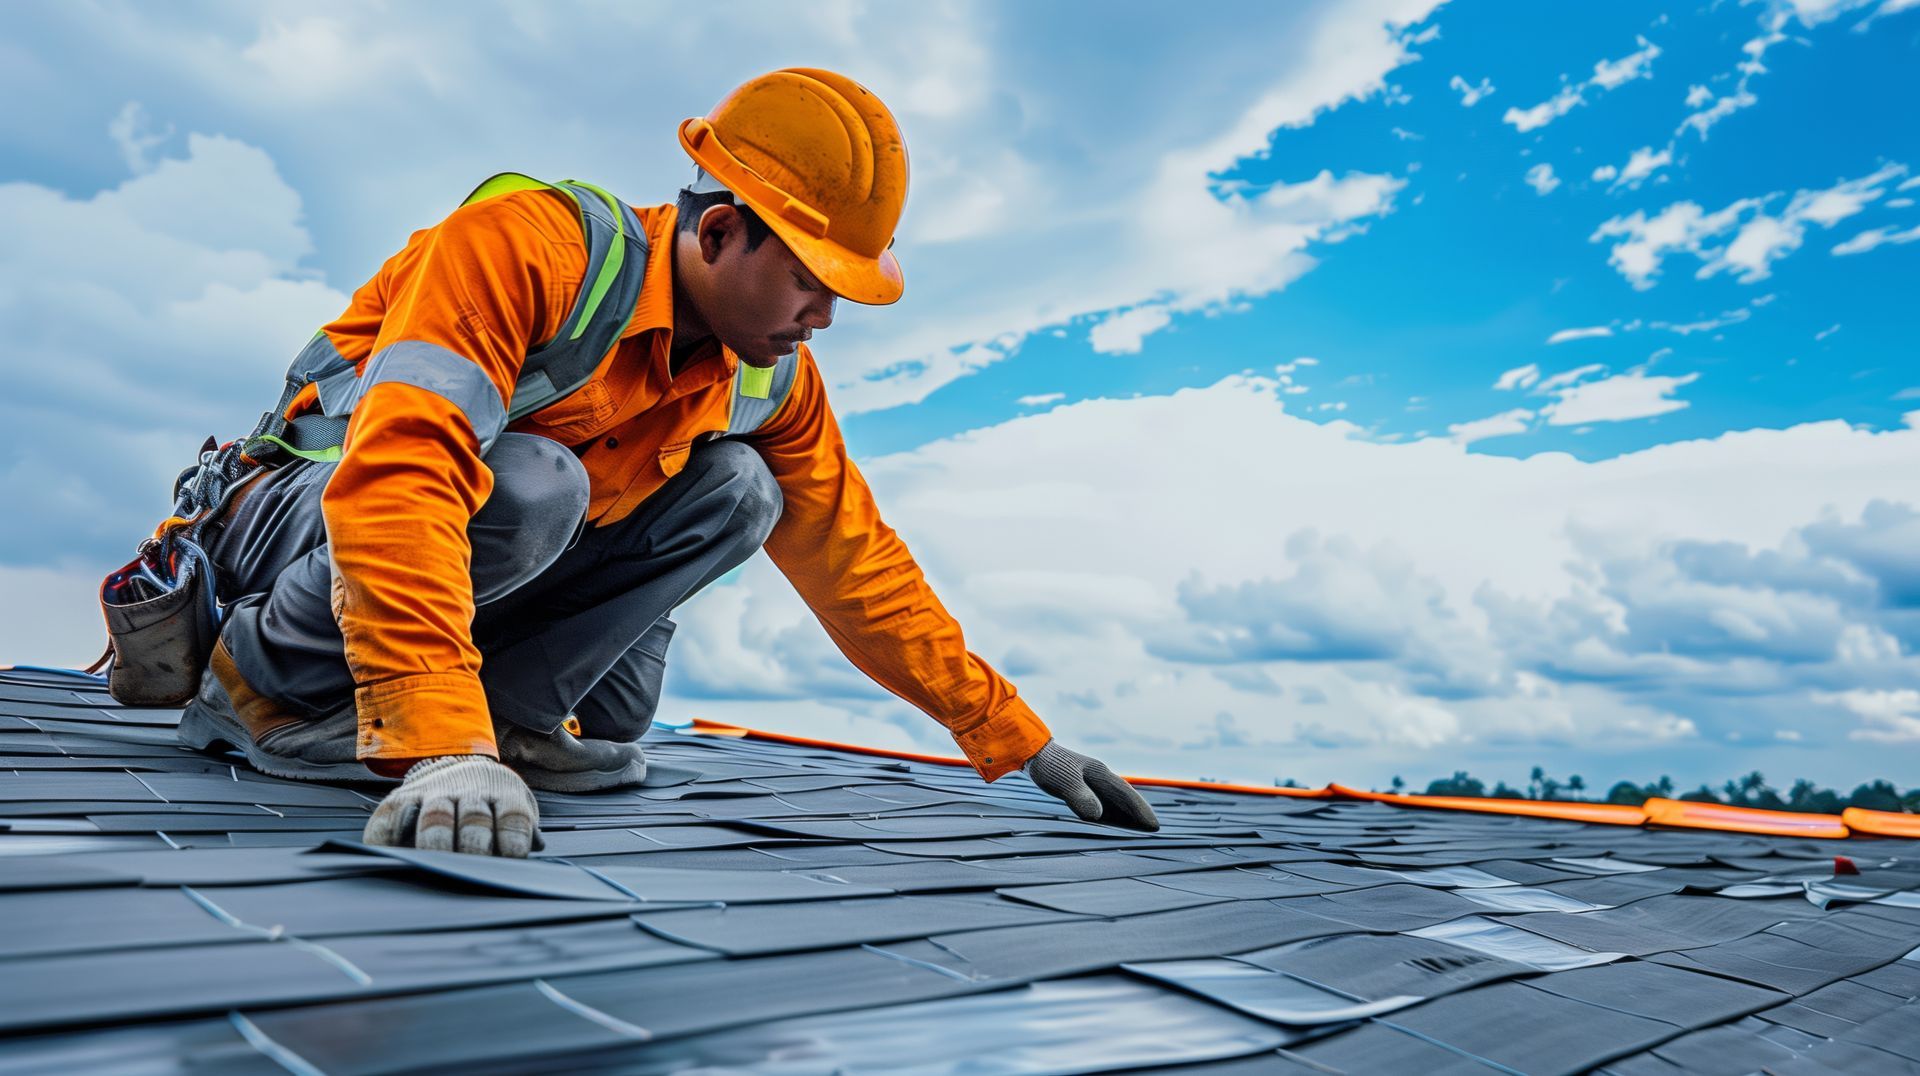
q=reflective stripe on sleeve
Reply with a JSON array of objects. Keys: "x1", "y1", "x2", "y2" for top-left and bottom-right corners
[{"x1": 351, "y1": 340, "x2": 510, "y2": 451}]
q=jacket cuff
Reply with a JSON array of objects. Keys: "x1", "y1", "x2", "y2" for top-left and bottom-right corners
[
  {"x1": 951, "y1": 695, "x2": 1053, "y2": 782},
  {"x1": 354, "y1": 672, "x2": 499, "y2": 762}
]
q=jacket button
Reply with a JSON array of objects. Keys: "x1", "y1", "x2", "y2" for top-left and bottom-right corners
[
  {"x1": 984, "y1": 757, "x2": 994, "y2": 764},
  {"x1": 605, "y1": 437, "x2": 619, "y2": 449},
  {"x1": 371, "y1": 718, "x2": 383, "y2": 729}
]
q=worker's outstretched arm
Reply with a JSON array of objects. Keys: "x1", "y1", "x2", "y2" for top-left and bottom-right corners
[
  {"x1": 319, "y1": 191, "x2": 581, "y2": 853},
  {"x1": 750, "y1": 351, "x2": 1157, "y2": 830}
]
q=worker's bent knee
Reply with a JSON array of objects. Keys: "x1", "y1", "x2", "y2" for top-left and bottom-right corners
[
  {"x1": 696, "y1": 440, "x2": 782, "y2": 546},
  {"x1": 472, "y1": 434, "x2": 590, "y2": 602}
]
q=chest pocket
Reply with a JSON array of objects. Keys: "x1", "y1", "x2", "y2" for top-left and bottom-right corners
[{"x1": 525, "y1": 380, "x2": 617, "y2": 442}]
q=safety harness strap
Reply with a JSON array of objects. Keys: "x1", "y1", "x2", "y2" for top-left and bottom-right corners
[{"x1": 247, "y1": 172, "x2": 797, "y2": 473}]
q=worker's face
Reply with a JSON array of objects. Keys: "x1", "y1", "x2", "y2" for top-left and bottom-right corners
[{"x1": 696, "y1": 205, "x2": 837, "y2": 366}]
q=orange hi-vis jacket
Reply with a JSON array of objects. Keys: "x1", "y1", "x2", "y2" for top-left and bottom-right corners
[{"x1": 302, "y1": 188, "x2": 1051, "y2": 780}]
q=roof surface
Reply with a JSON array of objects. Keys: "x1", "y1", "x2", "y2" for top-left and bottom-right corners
[{"x1": 1, "y1": 666, "x2": 1918, "y2": 1074}]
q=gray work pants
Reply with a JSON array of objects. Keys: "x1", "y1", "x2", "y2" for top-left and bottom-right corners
[{"x1": 205, "y1": 433, "x2": 781, "y2": 742}]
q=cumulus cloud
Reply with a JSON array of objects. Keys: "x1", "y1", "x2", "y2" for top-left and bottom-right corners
[
  {"x1": 1678, "y1": 15, "x2": 1786, "y2": 140},
  {"x1": 1089, "y1": 304, "x2": 1174, "y2": 355},
  {"x1": 1826, "y1": 690, "x2": 1920, "y2": 744},
  {"x1": 1605, "y1": 144, "x2": 1674, "y2": 190},
  {"x1": 1449, "y1": 75, "x2": 1495, "y2": 106},
  {"x1": 1590, "y1": 163, "x2": 1908, "y2": 287},
  {"x1": 1494, "y1": 363, "x2": 1542, "y2": 390},
  {"x1": 1503, "y1": 35, "x2": 1661, "y2": 133},
  {"x1": 653, "y1": 375, "x2": 1920, "y2": 784},
  {"x1": 0, "y1": 127, "x2": 345, "y2": 575},
  {"x1": 1017, "y1": 393, "x2": 1066, "y2": 408},
  {"x1": 1449, "y1": 408, "x2": 1535, "y2": 444},
  {"x1": 1540, "y1": 370, "x2": 1700, "y2": 425},
  {"x1": 1525, "y1": 163, "x2": 1561, "y2": 195},
  {"x1": 4, "y1": 3, "x2": 1445, "y2": 425},
  {"x1": 1832, "y1": 222, "x2": 1920, "y2": 256}
]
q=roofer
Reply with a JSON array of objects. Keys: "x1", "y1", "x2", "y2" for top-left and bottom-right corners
[{"x1": 162, "y1": 68, "x2": 1159, "y2": 856}]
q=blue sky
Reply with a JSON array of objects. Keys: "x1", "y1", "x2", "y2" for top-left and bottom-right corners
[
  {"x1": 846, "y1": 0, "x2": 1920, "y2": 461},
  {"x1": 2, "y1": 0, "x2": 1917, "y2": 794}
]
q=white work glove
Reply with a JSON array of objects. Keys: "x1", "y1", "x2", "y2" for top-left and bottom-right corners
[
  {"x1": 363, "y1": 755, "x2": 542, "y2": 857},
  {"x1": 1022, "y1": 739, "x2": 1160, "y2": 832}
]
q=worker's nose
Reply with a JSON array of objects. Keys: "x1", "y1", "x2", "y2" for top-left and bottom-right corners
[{"x1": 801, "y1": 294, "x2": 835, "y2": 332}]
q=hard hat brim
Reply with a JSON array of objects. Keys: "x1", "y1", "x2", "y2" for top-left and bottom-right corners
[
  {"x1": 678, "y1": 117, "x2": 905, "y2": 306},
  {"x1": 762, "y1": 218, "x2": 905, "y2": 307}
]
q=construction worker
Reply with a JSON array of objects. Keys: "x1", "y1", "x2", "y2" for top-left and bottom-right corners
[{"x1": 175, "y1": 69, "x2": 1158, "y2": 857}]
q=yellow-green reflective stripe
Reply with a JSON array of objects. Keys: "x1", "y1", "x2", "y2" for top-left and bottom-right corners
[
  {"x1": 738, "y1": 362, "x2": 775, "y2": 400},
  {"x1": 562, "y1": 179, "x2": 628, "y2": 342},
  {"x1": 462, "y1": 172, "x2": 556, "y2": 206},
  {"x1": 253, "y1": 435, "x2": 341, "y2": 464}
]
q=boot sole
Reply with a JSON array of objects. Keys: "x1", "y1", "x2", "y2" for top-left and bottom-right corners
[{"x1": 178, "y1": 700, "x2": 391, "y2": 784}]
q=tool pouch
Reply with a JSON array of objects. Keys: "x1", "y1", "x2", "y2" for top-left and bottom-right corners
[{"x1": 99, "y1": 535, "x2": 220, "y2": 707}]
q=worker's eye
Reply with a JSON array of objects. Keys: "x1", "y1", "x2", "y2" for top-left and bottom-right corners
[{"x1": 792, "y1": 271, "x2": 819, "y2": 293}]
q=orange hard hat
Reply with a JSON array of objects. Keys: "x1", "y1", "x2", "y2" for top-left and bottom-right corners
[{"x1": 679, "y1": 68, "x2": 909, "y2": 305}]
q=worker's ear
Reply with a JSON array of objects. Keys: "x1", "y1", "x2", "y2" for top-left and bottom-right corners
[{"x1": 696, "y1": 204, "x2": 742, "y2": 265}]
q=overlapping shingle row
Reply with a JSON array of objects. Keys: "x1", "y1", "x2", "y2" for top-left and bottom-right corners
[{"x1": 0, "y1": 666, "x2": 1916, "y2": 1074}]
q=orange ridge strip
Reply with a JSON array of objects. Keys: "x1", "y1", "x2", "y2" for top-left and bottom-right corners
[
  {"x1": 1843, "y1": 807, "x2": 1920, "y2": 838},
  {"x1": 1644, "y1": 797, "x2": 1851, "y2": 839},
  {"x1": 1329, "y1": 784, "x2": 1649, "y2": 827},
  {"x1": 682, "y1": 719, "x2": 1920, "y2": 839}
]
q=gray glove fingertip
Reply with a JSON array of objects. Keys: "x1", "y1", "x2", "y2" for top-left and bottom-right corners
[
  {"x1": 496, "y1": 810, "x2": 538, "y2": 859},
  {"x1": 456, "y1": 799, "x2": 496, "y2": 857},
  {"x1": 362, "y1": 804, "x2": 400, "y2": 847},
  {"x1": 416, "y1": 795, "x2": 458, "y2": 852},
  {"x1": 1063, "y1": 779, "x2": 1104, "y2": 822},
  {"x1": 1087, "y1": 766, "x2": 1160, "y2": 832}
]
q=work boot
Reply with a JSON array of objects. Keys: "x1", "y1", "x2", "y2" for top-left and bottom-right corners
[
  {"x1": 176, "y1": 639, "x2": 386, "y2": 783},
  {"x1": 495, "y1": 719, "x2": 648, "y2": 792}
]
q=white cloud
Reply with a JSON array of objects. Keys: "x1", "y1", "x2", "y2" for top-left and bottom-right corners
[
  {"x1": 1707, "y1": 163, "x2": 1908, "y2": 282},
  {"x1": 1449, "y1": 408, "x2": 1535, "y2": 444},
  {"x1": 1816, "y1": 324, "x2": 1842, "y2": 341},
  {"x1": 1590, "y1": 35, "x2": 1664, "y2": 89},
  {"x1": 1775, "y1": 0, "x2": 1917, "y2": 27},
  {"x1": 0, "y1": 129, "x2": 345, "y2": 574},
  {"x1": 1589, "y1": 198, "x2": 1761, "y2": 289},
  {"x1": 1089, "y1": 304, "x2": 1174, "y2": 354},
  {"x1": 1494, "y1": 363, "x2": 1541, "y2": 391},
  {"x1": 1547, "y1": 326, "x2": 1613, "y2": 344},
  {"x1": 1525, "y1": 163, "x2": 1561, "y2": 195},
  {"x1": 1678, "y1": 16, "x2": 1785, "y2": 140},
  {"x1": 1448, "y1": 75, "x2": 1495, "y2": 107},
  {"x1": 1503, "y1": 86, "x2": 1586, "y2": 134},
  {"x1": 1608, "y1": 144, "x2": 1674, "y2": 190},
  {"x1": 1832, "y1": 222, "x2": 1920, "y2": 255},
  {"x1": 1541, "y1": 370, "x2": 1700, "y2": 426},
  {"x1": 1536, "y1": 363, "x2": 1607, "y2": 392},
  {"x1": 658, "y1": 375, "x2": 1920, "y2": 785},
  {"x1": 1016, "y1": 392, "x2": 1066, "y2": 408},
  {"x1": 1653, "y1": 307, "x2": 1751, "y2": 335},
  {"x1": 1503, "y1": 35, "x2": 1662, "y2": 133},
  {"x1": 1826, "y1": 689, "x2": 1920, "y2": 743},
  {"x1": 1592, "y1": 165, "x2": 1619, "y2": 182},
  {"x1": 13, "y1": 3, "x2": 1445, "y2": 423},
  {"x1": 106, "y1": 101, "x2": 172, "y2": 175},
  {"x1": 1590, "y1": 163, "x2": 1908, "y2": 287}
]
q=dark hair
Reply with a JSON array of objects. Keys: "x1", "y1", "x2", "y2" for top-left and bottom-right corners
[{"x1": 676, "y1": 188, "x2": 774, "y2": 251}]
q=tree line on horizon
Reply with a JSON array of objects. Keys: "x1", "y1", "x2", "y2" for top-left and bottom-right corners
[{"x1": 1274, "y1": 768, "x2": 1919, "y2": 815}]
